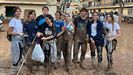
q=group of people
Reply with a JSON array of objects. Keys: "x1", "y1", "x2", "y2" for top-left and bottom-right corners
[{"x1": 7, "y1": 6, "x2": 121, "y2": 74}]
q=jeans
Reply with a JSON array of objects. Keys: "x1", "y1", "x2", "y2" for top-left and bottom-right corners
[
  {"x1": 105, "y1": 39, "x2": 117, "y2": 64},
  {"x1": 62, "y1": 37, "x2": 73, "y2": 68},
  {"x1": 90, "y1": 44, "x2": 103, "y2": 63},
  {"x1": 43, "y1": 39, "x2": 57, "y2": 64},
  {"x1": 73, "y1": 41, "x2": 87, "y2": 63},
  {"x1": 56, "y1": 36, "x2": 63, "y2": 62}
]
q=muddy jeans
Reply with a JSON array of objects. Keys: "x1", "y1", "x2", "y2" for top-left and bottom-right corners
[
  {"x1": 105, "y1": 39, "x2": 117, "y2": 64},
  {"x1": 62, "y1": 36, "x2": 73, "y2": 68},
  {"x1": 43, "y1": 39, "x2": 57, "y2": 64},
  {"x1": 56, "y1": 36, "x2": 63, "y2": 62},
  {"x1": 25, "y1": 43, "x2": 37, "y2": 69},
  {"x1": 90, "y1": 44, "x2": 103, "y2": 63},
  {"x1": 11, "y1": 35, "x2": 23, "y2": 66},
  {"x1": 73, "y1": 41, "x2": 87, "y2": 63}
]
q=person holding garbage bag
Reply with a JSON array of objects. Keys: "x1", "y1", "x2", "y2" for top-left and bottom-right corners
[{"x1": 36, "y1": 14, "x2": 57, "y2": 68}]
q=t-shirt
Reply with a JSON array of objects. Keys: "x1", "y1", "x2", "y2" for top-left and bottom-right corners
[
  {"x1": 54, "y1": 20, "x2": 64, "y2": 34},
  {"x1": 91, "y1": 22, "x2": 97, "y2": 36},
  {"x1": 74, "y1": 17, "x2": 88, "y2": 42},
  {"x1": 104, "y1": 22, "x2": 120, "y2": 36},
  {"x1": 9, "y1": 18, "x2": 23, "y2": 33},
  {"x1": 43, "y1": 26, "x2": 56, "y2": 40},
  {"x1": 36, "y1": 14, "x2": 54, "y2": 33}
]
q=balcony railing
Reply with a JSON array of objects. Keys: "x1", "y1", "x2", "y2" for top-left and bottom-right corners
[{"x1": 88, "y1": 2, "x2": 133, "y2": 7}]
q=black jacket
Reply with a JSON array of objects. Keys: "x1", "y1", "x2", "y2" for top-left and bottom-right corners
[{"x1": 87, "y1": 20, "x2": 104, "y2": 46}]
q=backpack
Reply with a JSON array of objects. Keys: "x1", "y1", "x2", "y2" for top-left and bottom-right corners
[{"x1": 7, "y1": 31, "x2": 12, "y2": 41}]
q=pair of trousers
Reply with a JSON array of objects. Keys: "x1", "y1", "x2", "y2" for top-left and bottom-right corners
[
  {"x1": 105, "y1": 39, "x2": 117, "y2": 64},
  {"x1": 11, "y1": 36, "x2": 23, "y2": 66},
  {"x1": 56, "y1": 36, "x2": 63, "y2": 62},
  {"x1": 62, "y1": 38, "x2": 73, "y2": 68},
  {"x1": 73, "y1": 41, "x2": 87, "y2": 63},
  {"x1": 43, "y1": 39, "x2": 57, "y2": 64},
  {"x1": 90, "y1": 43, "x2": 103, "y2": 63}
]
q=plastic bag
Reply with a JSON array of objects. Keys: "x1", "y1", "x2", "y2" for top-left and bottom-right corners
[{"x1": 32, "y1": 44, "x2": 45, "y2": 63}]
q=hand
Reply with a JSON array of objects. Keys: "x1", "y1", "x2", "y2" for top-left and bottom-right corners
[
  {"x1": 46, "y1": 18, "x2": 53, "y2": 26},
  {"x1": 18, "y1": 32, "x2": 24, "y2": 36},
  {"x1": 36, "y1": 32, "x2": 43, "y2": 37},
  {"x1": 90, "y1": 38, "x2": 95, "y2": 44},
  {"x1": 41, "y1": 37, "x2": 47, "y2": 41},
  {"x1": 108, "y1": 37, "x2": 114, "y2": 41}
]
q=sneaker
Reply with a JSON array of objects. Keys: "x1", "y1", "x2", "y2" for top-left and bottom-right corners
[
  {"x1": 10, "y1": 66, "x2": 17, "y2": 75},
  {"x1": 105, "y1": 64, "x2": 112, "y2": 72},
  {"x1": 96, "y1": 63, "x2": 102, "y2": 72},
  {"x1": 79, "y1": 61, "x2": 86, "y2": 69},
  {"x1": 91, "y1": 57, "x2": 96, "y2": 66},
  {"x1": 66, "y1": 67, "x2": 73, "y2": 74}
]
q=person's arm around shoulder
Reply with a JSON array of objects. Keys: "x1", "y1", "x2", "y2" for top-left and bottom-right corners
[{"x1": 57, "y1": 21, "x2": 65, "y2": 37}]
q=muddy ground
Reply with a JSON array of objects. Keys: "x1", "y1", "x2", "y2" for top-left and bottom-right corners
[{"x1": 0, "y1": 23, "x2": 133, "y2": 75}]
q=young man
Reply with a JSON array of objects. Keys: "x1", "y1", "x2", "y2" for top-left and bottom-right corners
[
  {"x1": 36, "y1": 6, "x2": 54, "y2": 31},
  {"x1": 73, "y1": 8, "x2": 88, "y2": 69}
]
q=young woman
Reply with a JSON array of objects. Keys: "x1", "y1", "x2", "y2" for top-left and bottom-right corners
[
  {"x1": 87, "y1": 12, "x2": 104, "y2": 69},
  {"x1": 8, "y1": 7, "x2": 23, "y2": 74},
  {"x1": 104, "y1": 13, "x2": 121, "y2": 71},
  {"x1": 36, "y1": 14, "x2": 57, "y2": 68},
  {"x1": 54, "y1": 11, "x2": 65, "y2": 66},
  {"x1": 62, "y1": 13, "x2": 74, "y2": 73},
  {"x1": 23, "y1": 10, "x2": 38, "y2": 73}
]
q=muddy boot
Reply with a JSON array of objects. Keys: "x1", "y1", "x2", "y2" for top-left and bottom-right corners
[
  {"x1": 91, "y1": 57, "x2": 95, "y2": 65},
  {"x1": 10, "y1": 66, "x2": 17, "y2": 75},
  {"x1": 73, "y1": 63, "x2": 78, "y2": 69},
  {"x1": 79, "y1": 61, "x2": 86, "y2": 69},
  {"x1": 29, "y1": 66, "x2": 36, "y2": 74},
  {"x1": 96, "y1": 62, "x2": 102, "y2": 72},
  {"x1": 110, "y1": 59, "x2": 113, "y2": 67},
  {"x1": 91, "y1": 57, "x2": 96, "y2": 69},
  {"x1": 33, "y1": 65, "x2": 40, "y2": 71},
  {"x1": 105, "y1": 64, "x2": 112, "y2": 72},
  {"x1": 54, "y1": 63, "x2": 59, "y2": 70},
  {"x1": 66, "y1": 67, "x2": 73, "y2": 74}
]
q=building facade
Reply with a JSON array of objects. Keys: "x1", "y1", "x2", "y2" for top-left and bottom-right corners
[
  {"x1": 80, "y1": 0, "x2": 133, "y2": 17},
  {"x1": 0, "y1": 0, "x2": 57, "y2": 19}
]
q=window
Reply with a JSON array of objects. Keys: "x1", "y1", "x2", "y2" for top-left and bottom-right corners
[
  {"x1": 128, "y1": 8, "x2": 133, "y2": 15},
  {"x1": 5, "y1": 6, "x2": 16, "y2": 17}
]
